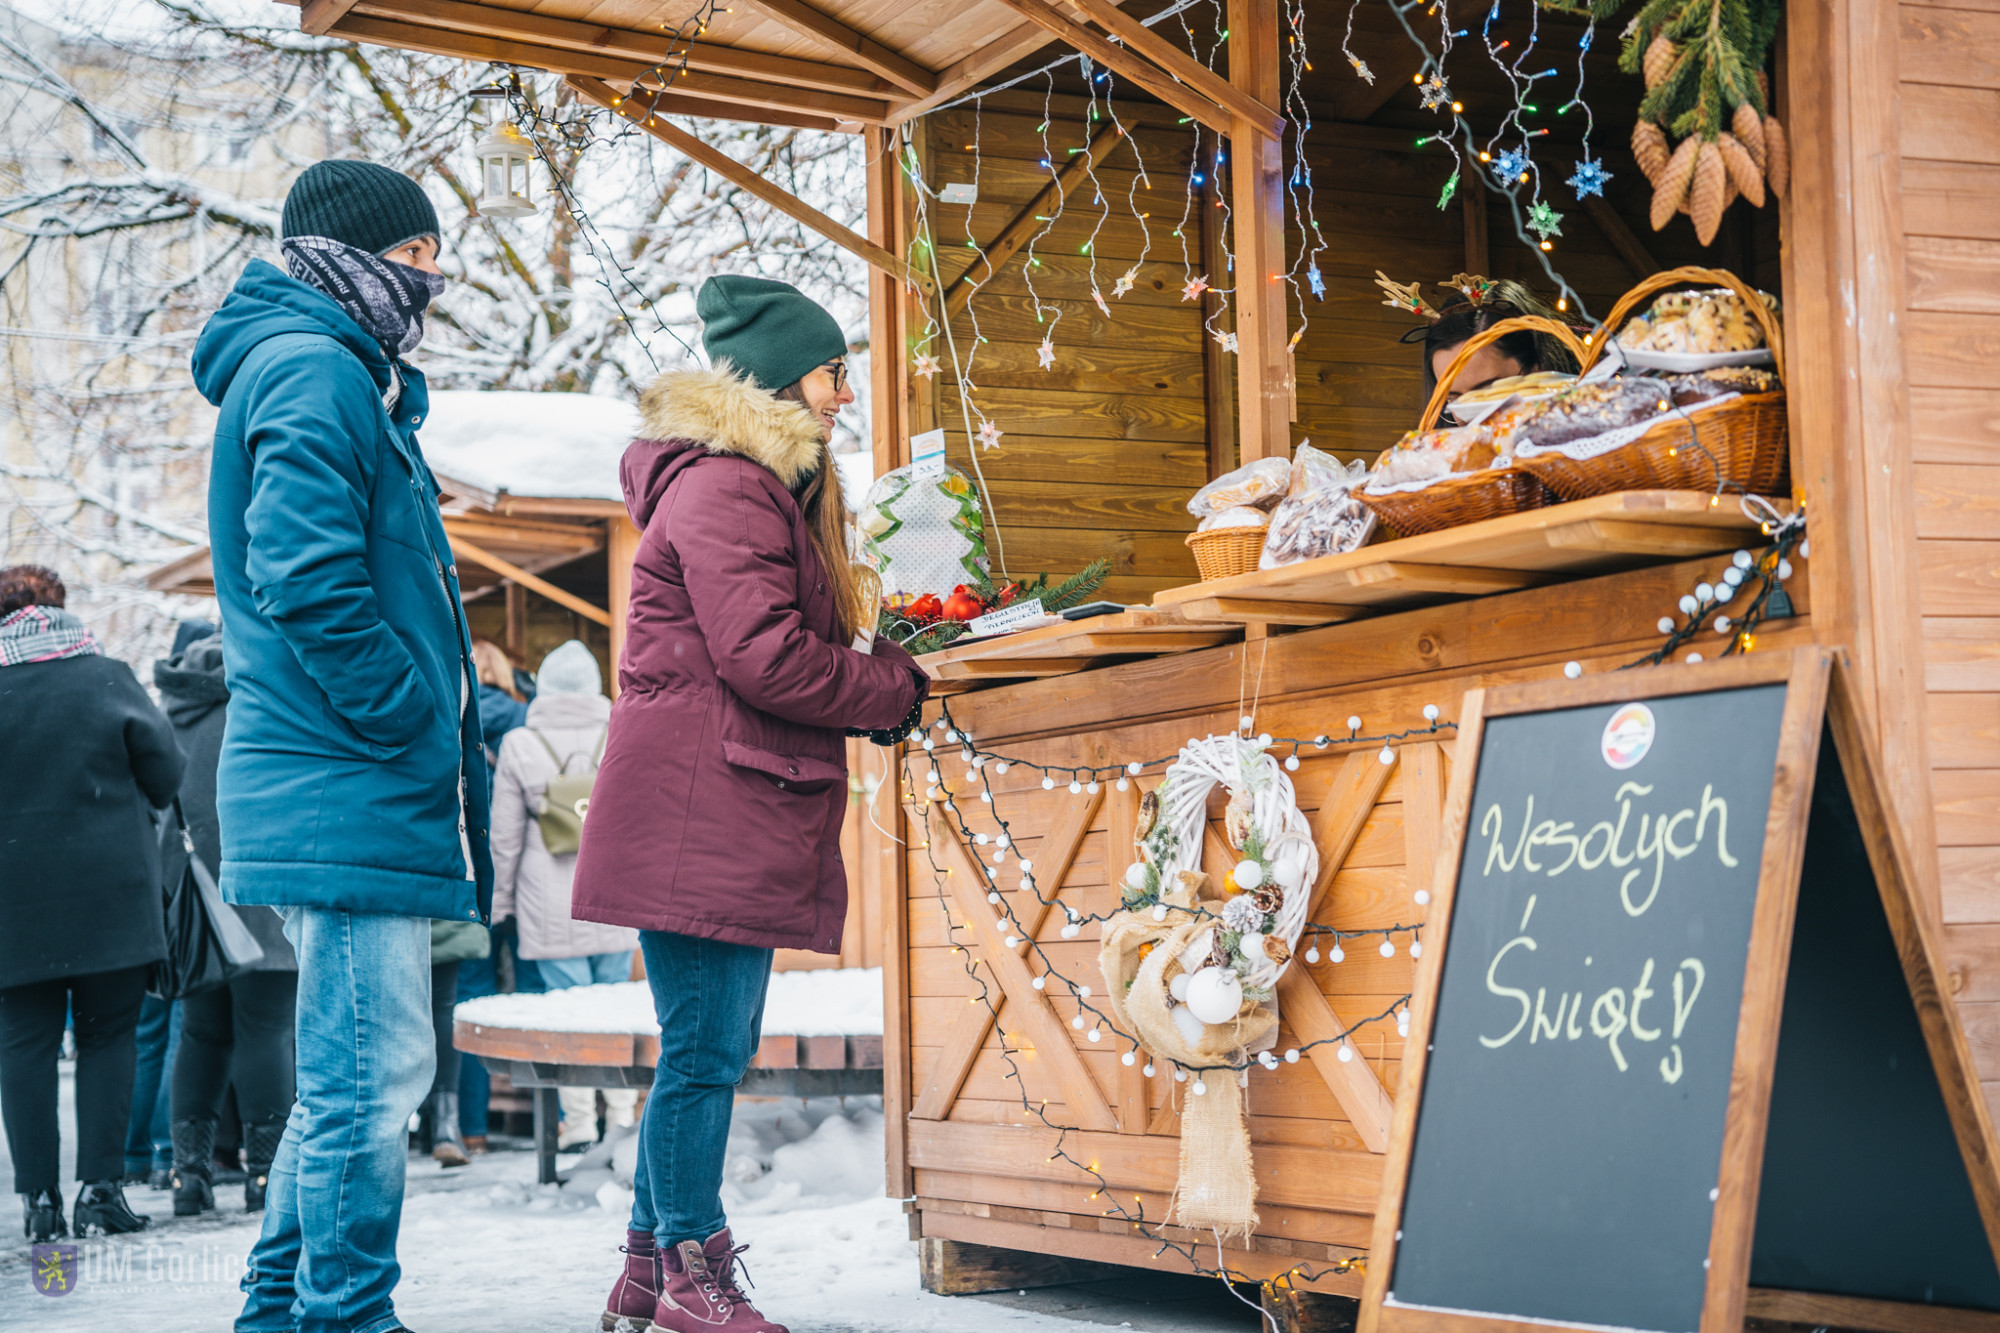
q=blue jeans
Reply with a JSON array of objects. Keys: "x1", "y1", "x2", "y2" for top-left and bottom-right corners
[
  {"x1": 537, "y1": 950, "x2": 635, "y2": 990},
  {"x1": 630, "y1": 931, "x2": 771, "y2": 1246},
  {"x1": 452, "y1": 917, "x2": 543, "y2": 1138},
  {"x1": 237, "y1": 910, "x2": 433, "y2": 1333},
  {"x1": 124, "y1": 995, "x2": 181, "y2": 1174}
]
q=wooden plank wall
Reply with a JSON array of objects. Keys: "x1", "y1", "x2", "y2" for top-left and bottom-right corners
[{"x1": 1900, "y1": 0, "x2": 2000, "y2": 1117}]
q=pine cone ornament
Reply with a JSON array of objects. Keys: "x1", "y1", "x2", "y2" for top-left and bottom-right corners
[
  {"x1": 1690, "y1": 139, "x2": 1728, "y2": 245},
  {"x1": 1732, "y1": 102, "x2": 1767, "y2": 172},
  {"x1": 1719, "y1": 133, "x2": 1766, "y2": 208},
  {"x1": 1764, "y1": 116, "x2": 1790, "y2": 197},
  {"x1": 1633, "y1": 119, "x2": 1671, "y2": 184},
  {"x1": 1651, "y1": 134, "x2": 1701, "y2": 231},
  {"x1": 1644, "y1": 36, "x2": 1678, "y2": 90}
]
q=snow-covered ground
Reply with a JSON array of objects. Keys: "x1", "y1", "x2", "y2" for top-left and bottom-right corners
[{"x1": 0, "y1": 1068, "x2": 1261, "y2": 1331}]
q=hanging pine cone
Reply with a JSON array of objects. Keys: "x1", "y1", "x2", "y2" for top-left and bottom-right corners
[
  {"x1": 1644, "y1": 36, "x2": 1678, "y2": 90},
  {"x1": 1764, "y1": 116, "x2": 1790, "y2": 197},
  {"x1": 1651, "y1": 135, "x2": 1701, "y2": 231},
  {"x1": 1690, "y1": 139, "x2": 1728, "y2": 245},
  {"x1": 1718, "y1": 133, "x2": 1765, "y2": 208},
  {"x1": 1633, "y1": 119, "x2": 1671, "y2": 184},
  {"x1": 1732, "y1": 102, "x2": 1767, "y2": 172}
]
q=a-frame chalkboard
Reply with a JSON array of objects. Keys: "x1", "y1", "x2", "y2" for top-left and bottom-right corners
[{"x1": 1359, "y1": 648, "x2": 2000, "y2": 1333}]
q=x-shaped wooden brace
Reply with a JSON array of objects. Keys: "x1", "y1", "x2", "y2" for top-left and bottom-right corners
[{"x1": 911, "y1": 785, "x2": 1118, "y2": 1131}]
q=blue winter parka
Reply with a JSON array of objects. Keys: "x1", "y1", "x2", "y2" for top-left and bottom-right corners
[{"x1": 192, "y1": 259, "x2": 492, "y2": 923}]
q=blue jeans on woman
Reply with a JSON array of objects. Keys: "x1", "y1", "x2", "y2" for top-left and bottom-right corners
[
  {"x1": 630, "y1": 931, "x2": 771, "y2": 1246},
  {"x1": 237, "y1": 909, "x2": 433, "y2": 1333},
  {"x1": 537, "y1": 950, "x2": 635, "y2": 990},
  {"x1": 124, "y1": 994, "x2": 180, "y2": 1177}
]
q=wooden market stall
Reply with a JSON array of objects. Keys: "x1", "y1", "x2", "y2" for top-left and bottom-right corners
[{"x1": 288, "y1": 0, "x2": 1998, "y2": 1324}]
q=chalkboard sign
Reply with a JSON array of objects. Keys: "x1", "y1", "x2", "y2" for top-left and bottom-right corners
[{"x1": 1361, "y1": 649, "x2": 2000, "y2": 1333}]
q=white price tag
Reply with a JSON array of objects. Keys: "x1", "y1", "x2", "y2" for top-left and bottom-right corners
[
  {"x1": 909, "y1": 429, "x2": 947, "y2": 480},
  {"x1": 968, "y1": 598, "x2": 1054, "y2": 637}
]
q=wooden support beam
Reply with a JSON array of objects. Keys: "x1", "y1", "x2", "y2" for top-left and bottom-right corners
[
  {"x1": 1061, "y1": 0, "x2": 1282, "y2": 137},
  {"x1": 568, "y1": 77, "x2": 935, "y2": 295},
  {"x1": 606, "y1": 516, "x2": 640, "y2": 699},
  {"x1": 990, "y1": 0, "x2": 1235, "y2": 136},
  {"x1": 300, "y1": 0, "x2": 359, "y2": 36},
  {"x1": 1174, "y1": 596, "x2": 1362, "y2": 626},
  {"x1": 1228, "y1": 0, "x2": 1292, "y2": 461},
  {"x1": 503, "y1": 581, "x2": 526, "y2": 664},
  {"x1": 941, "y1": 122, "x2": 1127, "y2": 321},
  {"x1": 342, "y1": 0, "x2": 897, "y2": 97},
  {"x1": 450, "y1": 535, "x2": 611, "y2": 627},
  {"x1": 1581, "y1": 195, "x2": 1663, "y2": 280},
  {"x1": 332, "y1": 15, "x2": 897, "y2": 125},
  {"x1": 729, "y1": 0, "x2": 937, "y2": 96},
  {"x1": 867, "y1": 126, "x2": 909, "y2": 481}
]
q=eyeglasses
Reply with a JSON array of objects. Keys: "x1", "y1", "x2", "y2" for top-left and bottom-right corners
[{"x1": 820, "y1": 360, "x2": 848, "y2": 391}]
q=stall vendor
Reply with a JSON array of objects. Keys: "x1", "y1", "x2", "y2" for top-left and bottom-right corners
[{"x1": 1378, "y1": 273, "x2": 1580, "y2": 409}]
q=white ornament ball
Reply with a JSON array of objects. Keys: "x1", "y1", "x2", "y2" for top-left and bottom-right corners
[
  {"x1": 1170, "y1": 1005, "x2": 1208, "y2": 1047},
  {"x1": 1151, "y1": 903, "x2": 1168, "y2": 921},
  {"x1": 1168, "y1": 973, "x2": 1192, "y2": 1002},
  {"x1": 1232, "y1": 859, "x2": 1265, "y2": 890},
  {"x1": 1563, "y1": 661, "x2": 1583, "y2": 679},
  {"x1": 1238, "y1": 932, "x2": 1268, "y2": 962},
  {"x1": 1184, "y1": 966, "x2": 1244, "y2": 1025},
  {"x1": 1125, "y1": 861, "x2": 1150, "y2": 890}
]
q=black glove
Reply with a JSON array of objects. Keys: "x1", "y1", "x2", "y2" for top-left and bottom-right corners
[{"x1": 848, "y1": 695, "x2": 927, "y2": 748}]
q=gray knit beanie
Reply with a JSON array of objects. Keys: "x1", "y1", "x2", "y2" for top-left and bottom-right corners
[
  {"x1": 537, "y1": 640, "x2": 603, "y2": 696},
  {"x1": 282, "y1": 160, "x2": 441, "y2": 257}
]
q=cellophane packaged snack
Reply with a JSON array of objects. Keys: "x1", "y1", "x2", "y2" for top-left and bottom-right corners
[
  {"x1": 1259, "y1": 444, "x2": 1376, "y2": 569},
  {"x1": 1188, "y1": 456, "x2": 1291, "y2": 516}
]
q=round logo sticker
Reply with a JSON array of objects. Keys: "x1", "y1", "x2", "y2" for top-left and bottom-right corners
[{"x1": 1601, "y1": 702, "x2": 1657, "y2": 770}]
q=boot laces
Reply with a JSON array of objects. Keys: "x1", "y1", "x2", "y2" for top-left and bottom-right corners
[
  {"x1": 684, "y1": 1251, "x2": 736, "y2": 1315},
  {"x1": 715, "y1": 1242, "x2": 756, "y2": 1300}
]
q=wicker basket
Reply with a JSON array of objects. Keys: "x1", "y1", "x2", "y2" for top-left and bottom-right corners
[
  {"x1": 1515, "y1": 266, "x2": 1791, "y2": 499},
  {"x1": 1185, "y1": 524, "x2": 1270, "y2": 581},
  {"x1": 1357, "y1": 469, "x2": 1555, "y2": 538}
]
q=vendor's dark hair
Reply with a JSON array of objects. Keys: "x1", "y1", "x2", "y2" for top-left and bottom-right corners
[
  {"x1": 0, "y1": 564, "x2": 65, "y2": 615},
  {"x1": 774, "y1": 376, "x2": 866, "y2": 644},
  {"x1": 1414, "y1": 279, "x2": 1579, "y2": 396}
]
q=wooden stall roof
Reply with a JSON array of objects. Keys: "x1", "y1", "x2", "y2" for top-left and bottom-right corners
[{"x1": 289, "y1": 0, "x2": 1103, "y2": 131}]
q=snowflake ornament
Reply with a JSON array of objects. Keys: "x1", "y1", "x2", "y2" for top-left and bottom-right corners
[
  {"x1": 1036, "y1": 337, "x2": 1056, "y2": 370},
  {"x1": 1091, "y1": 287, "x2": 1110, "y2": 316},
  {"x1": 1567, "y1": 156, "x2": 1613, "y2": 200},
  {"x1": 1528, "y1": 200, "x2": 1565, "y2": 240},
  {"x1": 1181, "y1": 274, "x2": 1210, "y2": 302},
  {"x1": 1112, "y1": 267, "x2": 1137, "y2": 298},
  {"x1": 912, "y1": 353, "x2": 941, "y2": 379},
  {"x1": 1419, "y1": 73, "x2": 1451, "y2": 111},
  {"x1": 1211, "y1": 327, "x2": 1239, "y2": 353},
  {"x1": 1491, "y1": 148, "x2": 1529, "y2": 185},
  {"x1": 976, "y1": 418, "x2": 1004, "y2": 450},
  {"x1": 1350, "y1": 57, "x2": 1375, "y2": 84}
]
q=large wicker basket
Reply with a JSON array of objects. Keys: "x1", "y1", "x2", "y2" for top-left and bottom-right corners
[
  {"x1": 1185, "y1": 524, "x2": 1270, "y2": 581},
  {"x1": 1356, "y1": 315, "x2": 1586, "y2": 537},
  {"x1": 1517, "y1": 267, "x2": 1791, "y2": 499}
]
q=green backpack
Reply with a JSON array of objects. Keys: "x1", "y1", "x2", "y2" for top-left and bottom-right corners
[{"x1": 527, "y1": 727, "x2": 607, "y2": 857}]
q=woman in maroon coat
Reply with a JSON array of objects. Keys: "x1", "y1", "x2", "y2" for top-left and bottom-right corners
[{"x1": 575, "y1": 276, "x2": 925, "y2": 1333}]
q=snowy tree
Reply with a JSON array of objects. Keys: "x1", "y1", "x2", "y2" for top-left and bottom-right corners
[{"x1": 0, "y1": 0, "x2": 869, "y2": 661}]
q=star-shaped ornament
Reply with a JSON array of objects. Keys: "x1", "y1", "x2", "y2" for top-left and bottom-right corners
[
  {"x1": 1181, "y1": 274, "x2": 1210, "y2": 302},
  {"x1": 1212, "y1": 327, "x2": 1239, "y2": 353},
  {"x1": 1419, "y1": 73, "x2": 1450, "y2": 111},
  {"x1": 1528, "y1": 200, "x2": 1565, "y2": 240},
  {"x1": 1091, "y1": 287, "x2": 1110, "y2": 315},
  {"x1": 1350, "y1": 56, "x2": 1375, "y2": 84},
  {"x1": 1491, "y1": 148, "x2": 1529, "y2": 186},
  {"x1": 976, "y1": 419, "x2": 1003, "y2": 450},
  {"x1": 1567, "y1": 156, "x2": 1613, "y2": 200},
  {"x1": 912, "y1": 353, "x2": 941, "y2": 379},
  {"x1": 1036, "y1": 337, "x2": 1056, "y2": 370},
  {"x1": 1112, "y1": 267, "x2": 1137, "y2": 298}
]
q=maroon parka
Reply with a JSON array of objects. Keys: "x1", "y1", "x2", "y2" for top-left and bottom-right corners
[{"x1": 570, "y1": 366, "x2": 927, "y2": 952}]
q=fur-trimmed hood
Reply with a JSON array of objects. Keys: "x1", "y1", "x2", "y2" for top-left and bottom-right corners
[{"x1": 634, "y1": 363, "x2": 824, "y2": 487}]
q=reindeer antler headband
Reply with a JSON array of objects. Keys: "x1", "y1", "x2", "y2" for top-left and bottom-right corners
[{"x1": 1375, "y1": 270, "x2": 1506, "y2": 322}]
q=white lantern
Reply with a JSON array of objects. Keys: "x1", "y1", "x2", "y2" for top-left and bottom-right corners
[{"x1": 470, "y1": 87, "x2": 536, "y2": 219}]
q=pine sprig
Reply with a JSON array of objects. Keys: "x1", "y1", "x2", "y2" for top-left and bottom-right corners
[{"x1": 1610, "y1": 0, "x2": 1780, "y2": 140}]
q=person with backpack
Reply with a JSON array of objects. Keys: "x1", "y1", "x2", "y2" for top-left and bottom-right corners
[{"x1": 488, "y1": 640, "x2": 637, "y2": 1149}]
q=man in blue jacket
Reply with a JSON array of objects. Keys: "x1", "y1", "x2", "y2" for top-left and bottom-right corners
[{"x1": 193, "y1": 159, "x2": 492, "y2": 1333}]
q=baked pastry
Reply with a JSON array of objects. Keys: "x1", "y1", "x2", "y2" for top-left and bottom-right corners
[{"x1": 1616, "y1": 288, "x2": 1778, "y2": 355}]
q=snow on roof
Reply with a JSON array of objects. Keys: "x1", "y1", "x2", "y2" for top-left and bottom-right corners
[
  {"x1": 454, "y1": 966, "x2": 883, "y2": 1037},
  {"x1": 420, "y1": 390, "x2": 639, "y2": 502}
]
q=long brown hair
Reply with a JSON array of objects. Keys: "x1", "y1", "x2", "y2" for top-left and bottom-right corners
[{"x1": 775, "y1": 384, "x2": 868, "y2": 644}]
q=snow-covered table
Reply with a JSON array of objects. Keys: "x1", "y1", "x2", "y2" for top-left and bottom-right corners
[{"x1": 455, "y1": 970, "x2": 886, "y2": 1182}]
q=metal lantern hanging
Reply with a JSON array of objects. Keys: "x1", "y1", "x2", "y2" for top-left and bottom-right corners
[{"x1": 469, "y1": 85, "x2": 536, "y2": 219}]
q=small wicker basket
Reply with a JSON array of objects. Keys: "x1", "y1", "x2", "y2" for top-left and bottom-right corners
[{"x1": 1185, "y1": 524, "x2": 1271, "y2": 581}]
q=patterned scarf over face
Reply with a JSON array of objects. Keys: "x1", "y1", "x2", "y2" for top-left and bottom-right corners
[
  {"x1": 281, "y1": 234, "x2": 445, "y2": 358},
  {"x1": 0, "y1": 605, "x2": 102, "y2": 667}
]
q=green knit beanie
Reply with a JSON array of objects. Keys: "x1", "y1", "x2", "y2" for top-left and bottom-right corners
[
  {"x1": 282, "y1": 160, "x2": 441, "y2": 258},
  {"x1": 698, "y1": 276, "x2": 846, "y2": 392}
]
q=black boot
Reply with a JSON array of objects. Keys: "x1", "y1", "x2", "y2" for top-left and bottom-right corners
[
  {"x1": 430, "y1": 1090, "x2": 470, "y2": 1168},
  {"x1": 73, "y1": 1181, "x2": 150, "y2": 1236},
  {"x1": 169, "y1": 1117, "x2": 216, "y2": 1217},
  {"x1": 21, "y1": 1188, "x2": 65, "y2": 1241},
  {"x1": 243, "y1": 1120, "x2": 286, "y2": 1212}
]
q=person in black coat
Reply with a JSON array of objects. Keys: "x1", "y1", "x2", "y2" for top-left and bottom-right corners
[
  {"x1": 157, "y1": 629, "x2": 300, "y2": 1217},
  {"x1": 0, "y1": 566, "x2": 184, "y2": 1241}
]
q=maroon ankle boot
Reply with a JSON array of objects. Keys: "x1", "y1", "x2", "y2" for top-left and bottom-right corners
[
  {"x1": 601, "y1": 1230, "x2": 661, "y2": 1333},
  {"x1": 645, "y1": 1229, "x2": 785, "y2": 1333}
]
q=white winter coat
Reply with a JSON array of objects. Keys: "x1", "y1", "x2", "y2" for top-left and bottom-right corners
[{"x1": 490, "y1": 690, "x2": 640, "y2": 961}]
